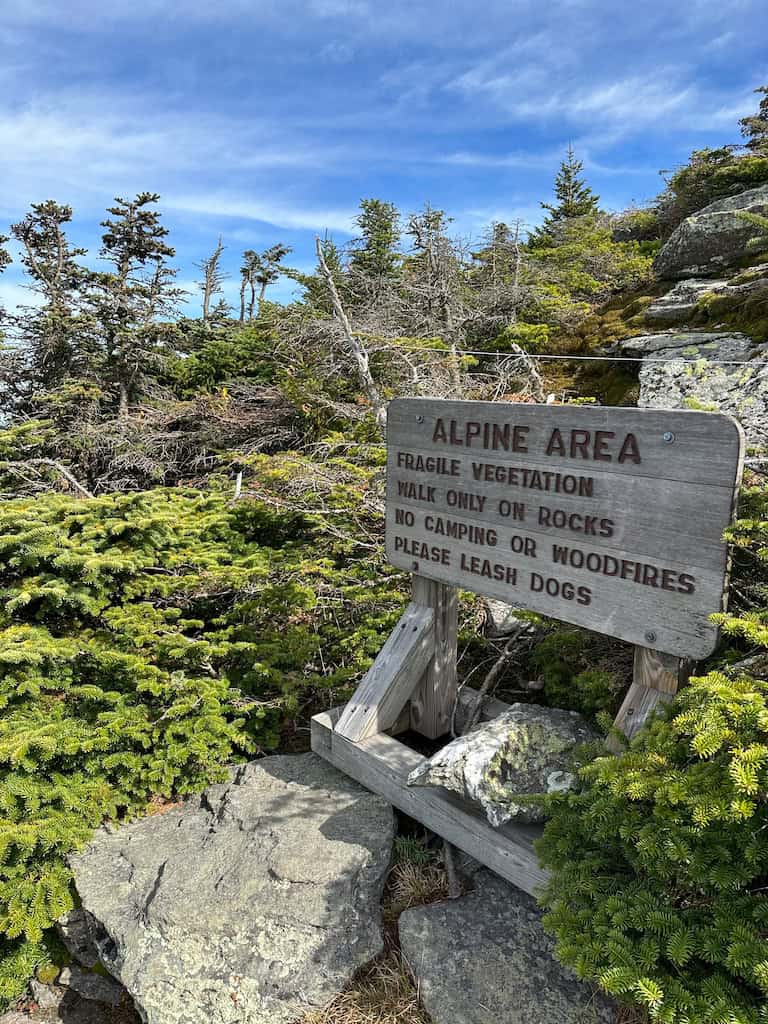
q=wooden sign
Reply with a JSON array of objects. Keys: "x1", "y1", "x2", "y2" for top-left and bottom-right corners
[{"x1": 386, "y1": 398, "x2": 744, "y2": 659}]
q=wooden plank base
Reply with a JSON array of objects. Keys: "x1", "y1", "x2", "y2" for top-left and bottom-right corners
[{"x1": 311, "y1": 703, "x2": 548, "y2": 897}]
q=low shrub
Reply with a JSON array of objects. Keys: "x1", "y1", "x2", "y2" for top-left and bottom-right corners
[{"x1": 0, "y1": 480, "x2": 403, "y2": 1005}]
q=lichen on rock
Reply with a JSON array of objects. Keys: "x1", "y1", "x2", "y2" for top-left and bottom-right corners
[
  {"x1": 407, "y1": 704, "x2": 598, "y2": 827},
  {"x1": 69, "y1": 753, "x2": 394, "y2": 1024},
  {"x1": 654, "y1": 184, "x2": 768, "y2": 280},
  {"x1": 614, "y1": 330, "x2": 768, "y2": 447}
]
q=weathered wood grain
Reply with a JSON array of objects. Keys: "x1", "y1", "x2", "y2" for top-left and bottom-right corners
[
  {"x1": 633, "y1": 646, "x2": 692, "y2": 694},
  {"x1": 335, "y1": 601, "x2": 435, "y2": 742},
  {"x1": 608, "y1": 647, "x2": 693, "y2": 750},
  {"x1": 386, "y1": 398, "x2": 744, "y2": 658},
  {"x1": 409, "y1": 575, "x2": 458, "y2": 738},
  {"x1": 312, "y1": 706, "x2": 547, "y2": 897},
  {"x1": 388, "y1": 398, "x2": 744, "y2": 485}
]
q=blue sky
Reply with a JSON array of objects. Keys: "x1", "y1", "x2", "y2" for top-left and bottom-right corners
[{"x1": 0, "y1": 0, "x2": 766, "y2": 315}]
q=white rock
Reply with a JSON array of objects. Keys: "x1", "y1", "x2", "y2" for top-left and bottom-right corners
[{"x1": 408, "y1": 704, "x2": 597, "y2": 826}]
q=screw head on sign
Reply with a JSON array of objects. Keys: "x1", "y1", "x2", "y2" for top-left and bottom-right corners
[
  {"x1": 416, "y1": 415, "x2": 424, "y2": 423},
  {"x1": 662, "y1": 431, "x2": 675, "y2": 443},
  {"x1": 645, "y1": 631, "x2": 656, "y2": 644}
]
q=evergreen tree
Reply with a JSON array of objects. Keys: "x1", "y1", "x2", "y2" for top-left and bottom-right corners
[
  {"x1": 530, "y1": 146, "x2": 600, "y2": 247},
  {"x1": 405, "y1": 203, "x2": 461, "y2": 327},
  {"x1": 543, "y1": 145, "x2": 600, "y2": 220},
  {"x1": 0, "y1": 235, "x2": 9, "y2": 278},
  {"x1": 739, "y1": 85, "x2": 768, "y2": 153},
  {"x1": 9, "y1": 202, "x2": 95, "y2": 387},
  {"x1": 348, "y1": 198, "x2": 401, "y2": 288},
  {"x1": 286, "y1": 233, "x2": 345, "y2": 314},
  {"x1": 239, "y1": 249, "x2": 257, "y2": 322},
  {"x1": 238, "y1": 244, "x2": 291, "y2": 321},
  {"x1": 471, "y1": 221, "x2": 522, "y2": 289},
  {"x1": 91, "y1": 193, "x2": 183, "y2": 417},
  {"x1": 253, "y1": 243, "x2": 292, "y2": 306}
]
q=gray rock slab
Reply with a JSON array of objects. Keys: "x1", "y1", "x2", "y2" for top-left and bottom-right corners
[
  {"x1": 399, "y1": 871, "x2": 617, "y2": 1024},
  {"x1": 644, "y1": 278, "x2": 729, "y2": 325},
  {"x1": 654, "y1": 184, "x2": 768, "y2": 279},
  {"x1": 70, "y1": 753, "x2": 394, "y2": 1024},
  {"x1": 645, "y1": 272, "x2": 768, "y2": 326},
  {"x1": 408, "y1": 704, "x2": 597, "y2": 825},
  {"x1": 615, "y1": 331, "x2": 768, "y2": 447}
]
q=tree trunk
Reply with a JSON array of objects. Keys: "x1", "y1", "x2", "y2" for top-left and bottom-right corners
[
  {"x1": 118, "y1": 381, "x2": 129, "y2": 420},
  {"x1": 315, "y1": 237, "x2": 387, "y2": 434}
]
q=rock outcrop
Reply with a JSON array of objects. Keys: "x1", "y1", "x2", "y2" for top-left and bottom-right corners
[
  {"x1": 407, "y1": 704, "x2": 597, "y2": 826},
  {"x1": 654, "y1": 184, "x2": 768, "y2": 280},
  {"x1": 615, "y1": 330, "x2": 768, "y2": 447},
  {"x1": 70, "y1": 753, "x2": 394, "y2": 1024},
  {"x1": 399, "y1": 870, "x2": 617, "y2": 1024},
  {"x1": 644, "y1": 279, "x2": 730, "y2": 325}
]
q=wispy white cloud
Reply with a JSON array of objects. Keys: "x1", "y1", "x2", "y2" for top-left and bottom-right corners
[
  {"x1": 165, "y1": 194, "x2": 357, "y2": 234},
  {"x1": 447, "y1": 65, "x2": 696, "y2": 129}
]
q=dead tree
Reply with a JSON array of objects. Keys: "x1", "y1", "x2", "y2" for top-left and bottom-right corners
[
  {"x1": 196, "y1": 237, "x2": 226, "y2": 321},
  {"x1": 315, "y1": 236, "x2": 387, "y2": 433}
]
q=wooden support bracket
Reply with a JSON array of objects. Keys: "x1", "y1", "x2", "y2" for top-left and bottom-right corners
[
  {"x1": 409, "y1": 576, "x2": 458, "y2": 739},
  {"x1": 608, "y1": 646, "x2": 693, "y2": 751},
  {"x1": 335, "y1": 601, "x2": 435, "y2": 743}
]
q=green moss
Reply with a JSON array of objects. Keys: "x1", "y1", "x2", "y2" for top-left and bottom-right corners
[
  {"x1": 692, "y1": 283, "x2": 768, "y2": 342},
  {"x1": 683, "y1": 397, "x2": 719, "y2": 411},
  {"x1": 35, "y1": 963, "x2": 60, "y2": 985}
]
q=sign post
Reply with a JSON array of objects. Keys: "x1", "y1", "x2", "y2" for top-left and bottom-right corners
[{"x1": 312, "y1": 399, "x2": 744, "y2": 894}]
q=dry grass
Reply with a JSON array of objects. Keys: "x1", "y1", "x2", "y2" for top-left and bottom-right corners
[
  {"x1": 383, "y1": 859, "x2": 449, "y2": 921},
  {"x1": 295, "y1": 954, "x2": 430, "y2": 1024}
]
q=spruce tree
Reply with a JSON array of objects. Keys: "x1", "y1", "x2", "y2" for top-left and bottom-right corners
[
  {"x1": 253, "y1": 243, "x2": 292, "y2": 306},
  {"x1": 0, "y1": 235, "x2": 9, "y2": 278},
  {"x1": 238, "y1": 244, "x2": 291, "y2": 320},
  {"x1": 92, "y1": 193, "x2": 183, "y2": 417},
  {"x1": 196, "y1": 237, "x2": 227, "y2": 322},
  {"x1": 348, "y1": 198, "x2": 401, "y2": 287},
  {"x1": 9, "y1": 202, "x2": 95, "y2": 388},
  {"x1": 543, "y1": 145, "x2": 600, "y2": 220},
  {"x1": 739, "y1": 85, "x2": 768, "y2": 154},
  {"x1": 530, "y1": 146, "x2": 600, "y2": 247},
  {"x1": 286, "y1": 233, "x2": 345, "y2": 313}
]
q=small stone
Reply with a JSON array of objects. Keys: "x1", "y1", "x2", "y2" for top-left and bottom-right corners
[
  {"x1": 58, "y1": 965, "x2": 125, "y2": 1006},
  {"x1": 408, "y1": 703, "x2": 597, "y2": 826},
  {"x1": 57, "y1": 907, "x2": 101, "y2": 968},
  {"x1": 484, "y1": 600, "x2": 533, "y2": 638},
  {"x1": 400, "y1": 870, "x2": 618, "y2": 1024},
  {"x1": 30, "y1": 978, "x2": 65, "y2": 1009}
]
